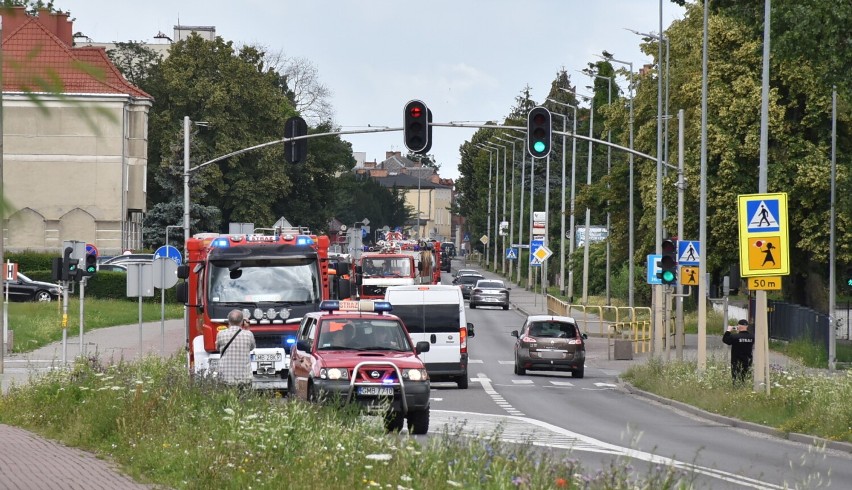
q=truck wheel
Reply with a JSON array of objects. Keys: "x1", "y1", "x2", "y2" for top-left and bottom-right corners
[
  {"x1": 384, "y1": 411, "x2": 405, "y2": 432},
  {"x1": 407, "y1": 409, "x2": 430, "y2": 435}
]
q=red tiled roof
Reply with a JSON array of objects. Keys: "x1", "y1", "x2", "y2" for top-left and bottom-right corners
[{"x1": 1, "y1": 12, "x2": 151, "y2": 99}]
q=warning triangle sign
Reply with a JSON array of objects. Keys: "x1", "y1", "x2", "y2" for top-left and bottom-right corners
[
  {"x1": 748, "y1": 201, "x2": 779, "y2": 229},
  {"x1": 506, "y1": 248, "x2": 517, "y2": 260}
]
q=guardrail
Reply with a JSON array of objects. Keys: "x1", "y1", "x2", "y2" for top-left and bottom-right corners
[{"x1": 547, "y1": 295, "x2": 652, "y2": 355}]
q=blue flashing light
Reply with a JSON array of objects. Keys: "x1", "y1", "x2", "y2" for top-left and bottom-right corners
[
  {"x1": 373, "y1": 301, "x2": 393, "y2": 313},
  {"x1": 320, "y1": 300, "x2": 340, "y2": 312},
  {"x1": 211, "y1": 237, "x2": 231, "y2": 248},
  {"x1": 382, "y1": 378, "x2": 396, "y2": 385},
  {"x1": 285, "y1": 337, "x2": 296, "y2": 345},
  {"x1": 296, "y1": 236, "x2": 315, "y2": 246}
]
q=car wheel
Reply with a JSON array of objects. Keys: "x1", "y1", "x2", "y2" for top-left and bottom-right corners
[
  {"x1": 35, "y1": 290, "x2": 53, "y2": 302},
  {"x1": 307, "y1": 382, "x2": 320, "y2": 403},
  {"x1": 407, "y1": 409, "x2": 430, "y2": 435},
  {"x1": 573, "y1": 366, "x2": 585, "y2": 379},
  {"x1": 515, "y1": 357, "x2": 526, "y2": 376},
  {"x1": 384, "y1": 410, "x2": 405, "y2": 432},
  {"x1": 502, "y1": 304, "x2": 509, "y2": 310},
  {"x1": 469, "y1": 303, "x2": 476, "y2": 309},
  {"x1": 457, "y1": 368, "x2": 469, "y2": 389},
  {"x1": 286, "y1": 375, "x2": 296, "y2": 398}
]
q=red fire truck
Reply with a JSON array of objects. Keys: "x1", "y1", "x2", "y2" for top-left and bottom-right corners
[
  {"x1": 176, "y1": 227, "x2": 351, "y2": 391},
  {"x1": 357, "y1": 245, "x2": 417, "y2": 299}
]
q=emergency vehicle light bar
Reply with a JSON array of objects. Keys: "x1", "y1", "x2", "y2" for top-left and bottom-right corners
[{"x1": 319, "y1": 300, "x2": 393, "y2": 314}]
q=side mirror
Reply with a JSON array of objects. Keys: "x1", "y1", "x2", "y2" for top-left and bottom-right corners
[
  {"x1": 177, "y1": 264, "x2": 189, "y2": 279},
  {"x1": 296, "y1": 339, "x2": 312, "y2": 352},
  {"x1": 506, "y1": 287, "x2": 512, "y2": 291},
  {"x1": 338, "y1": 279, "x2": 352, "y2": 299},
  {"x1": 337, "y1": 262, "x2": 351, "y2": 276},
  {"x1": 467, "y1": 322, "x2": 475, "y2": 338},
  {"x1": 582, "y1": 333, "x2": 588, "y2": 340},
  {"x1": 511, "y1": 330, "x2": 519, "y2": 338},
  {"x1": 355, "y1": 265, "x2": 363, "y2": 274},
  {"x1": 415, "y1": 341, "x2": 431, "y2": 354}
]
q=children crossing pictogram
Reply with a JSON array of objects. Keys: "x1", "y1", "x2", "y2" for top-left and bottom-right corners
[{"x1": 738, "y1": 193, "x2": 789, "y2": 277}]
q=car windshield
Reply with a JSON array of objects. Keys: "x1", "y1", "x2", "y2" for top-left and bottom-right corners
[
  {"x1": 529, "y1": 321, "x2": 577, "y2": 338},
  {"x1": 477, "y1": 281, "x2": 504, "y2": 289},
  {"x1": 361, "y1": 257, "x2": 412, "y2": 277},
  {"x1": 317, "y1": 318, "x2": 411, "y2": 351},
  {"x1": 208, "y1": 258, "x2": 320, "y2": 304}
]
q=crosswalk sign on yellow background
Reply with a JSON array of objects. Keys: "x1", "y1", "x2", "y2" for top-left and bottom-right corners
[{"x1": 737, "y1": 193, "x2": 789, "y2": 277}]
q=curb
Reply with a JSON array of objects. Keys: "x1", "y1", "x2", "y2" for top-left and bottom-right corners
[{"x1": 619, "y1": 380, "x2": 852, "y2": 454}]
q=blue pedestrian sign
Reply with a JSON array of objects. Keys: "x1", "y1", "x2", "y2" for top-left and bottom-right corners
[
  {"x1": 678, "y1": 240, "x2": 700, "y2": 266},
  {"x1": 464, "y1": 233, "x2": 470, "y2": 242},
  {"x1": 530, "y1": 240, "x2": 543, "y2": 267},
  {"x1": 745, "y1": 198, "x2": 780, "y2": 233},
  {"x1": 506, "y1": 247, "x2": 519, "y2": 260},
  {"x1": 646, "y1": 254, "x2": 662, "y2": 284},
  {"x1": 154, "y1": 245, "x2": 182, "y2": 265}
]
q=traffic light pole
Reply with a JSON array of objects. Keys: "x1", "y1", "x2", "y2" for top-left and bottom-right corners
[{"x1": 78, "y1": 277, "x2": 87, "y2": 358}]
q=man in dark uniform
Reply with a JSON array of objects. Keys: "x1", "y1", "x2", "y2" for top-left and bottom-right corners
[{"x1": 723, "y1": 319, "x2": 755, "y2": 386}]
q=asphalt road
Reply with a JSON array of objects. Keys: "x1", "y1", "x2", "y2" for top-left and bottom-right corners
[{"x1": 426, "y1": 268, "x2": 852, "y2": 489}]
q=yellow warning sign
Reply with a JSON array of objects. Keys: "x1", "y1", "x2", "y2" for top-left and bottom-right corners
[
  {"x1": 746, "y1": 236, "x2": 783, "y2": 272},
  {"x1": 680, "y1": 266, "x2": 698, "y2": 286},
  {"x1": 747, "y1": 276, "x2": 782, "y2": 290},
  {"x1": 737, "y1": 193, "x2": 789, "y2": 277}
]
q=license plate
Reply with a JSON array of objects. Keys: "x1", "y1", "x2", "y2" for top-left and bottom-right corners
[
  {"x1": 484, "y1": 297, "x2": 498, "y2": 302},
  {"x1": 538, "y1": 351, "x2": 565, "y2": 359},
  {"x1": 254, "y1": 353, "x2": 282, "y2": 362},
  {"x1": 357, "y1": 386, "x2": 394, "y2": 396}
]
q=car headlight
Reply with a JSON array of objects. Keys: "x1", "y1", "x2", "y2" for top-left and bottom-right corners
[
  {"x1": 401, "y1": 369, "x2": 428, "y2": 381},
  {"x1": 319, "y1": 367, "x2": 349, "y2": 380}
]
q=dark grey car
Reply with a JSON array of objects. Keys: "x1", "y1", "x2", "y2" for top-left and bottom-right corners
[
  {"x1": 511, "y1": 315, "x2": 587, "y2": 378},
  {"x1": 453, "y1": 274, "x2": 483, "y2": 299},
  {"x1": 469, "y1": 279, "x2": 510, "y2": 310}
]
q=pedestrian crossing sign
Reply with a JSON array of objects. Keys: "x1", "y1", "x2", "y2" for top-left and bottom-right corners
[
  {"x1": 506, "y1": 247, "x2": 518, "y2": 260},
  {"x1": 737, "y1": 193, "x2": 789, "y2": 277},
  {"x1": 677, "y1": 240, "x2": 700, "y2": 266}
]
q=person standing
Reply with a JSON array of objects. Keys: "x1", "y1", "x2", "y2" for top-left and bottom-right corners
[
  {"x1": 723, "y1": 319, "x2": 755, "y2": 386},
  {"x1": 215, "y1": 309, "x2": 256, "y2": 388}
]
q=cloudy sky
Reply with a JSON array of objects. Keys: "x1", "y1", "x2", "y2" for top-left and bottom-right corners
[{"x1": 57, "y1": 0, "x2": 686, "y2": 180}]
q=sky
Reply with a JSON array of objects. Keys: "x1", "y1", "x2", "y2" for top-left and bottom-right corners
[{"x1": 56, "y1": 0, "x2": 686, "y2": 181}]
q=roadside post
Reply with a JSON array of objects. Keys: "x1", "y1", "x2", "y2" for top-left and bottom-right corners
[
  {"x1": 127, "y1": 262, "x2": 154, "y2": 358},
  {"x1": 153, "y1": 246, "x2": 181, "y2": 354}
]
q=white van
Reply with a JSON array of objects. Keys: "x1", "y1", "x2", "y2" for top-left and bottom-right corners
[{"x1": 384, "y1": 285, "x2": 475, "y2": 388}]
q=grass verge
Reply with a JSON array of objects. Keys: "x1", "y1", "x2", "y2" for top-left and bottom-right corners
[
  {"x1": 0, "y1": 356, "x2": 696, "y2": 489},
  {"x1": 622, "y1": 357, "x2": 852, "y2": 442},
  {"x1": 6, "y1": 299, "x2": 184, "y2": 353}
]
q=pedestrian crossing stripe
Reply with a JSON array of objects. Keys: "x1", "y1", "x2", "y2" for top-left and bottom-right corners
[{"x1": 746, "y1": 199, "x2": 780, "y2": 232}]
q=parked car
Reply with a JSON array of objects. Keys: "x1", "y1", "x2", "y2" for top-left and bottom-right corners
[
  {"x1": 102, "y1": 253, "x2": 154, "y2": 265},
  {"x1": 453, "y1": 273, "x2": 484, "y2": 299},
  {"x1": 98, "y1": 263, "x2": 128, "y2": 273},
  {"x1": 511, "y1": 315, "x2": 587, "y2": 378},
  {"x1": 469, "y1": 279, "x2": 510, "y2": 310},
  {"x1": 3, "y1": 273, "x2": 62, "y2": 302}
]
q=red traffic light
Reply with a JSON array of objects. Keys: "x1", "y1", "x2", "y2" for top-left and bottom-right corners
[{"x1": 409, "y1": 106, "x2": 423, "y2": 118}]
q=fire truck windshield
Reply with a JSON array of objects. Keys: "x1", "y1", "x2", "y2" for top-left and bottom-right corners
[
  {"x1": 208, "y1": 259, "x2": 320, "y2": 304},
  {"x1": 362, "y1": 257, "x2": 412, "y2": 277}
]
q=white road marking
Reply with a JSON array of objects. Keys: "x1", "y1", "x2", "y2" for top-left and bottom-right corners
[
  {"x1": 468, "y1": 359, "x2": 484, "y2": 364},
  {"x1": 432, "y1": 410, "x2": 785, "y2": 490},
  {"x1": 512, "y1": 379, "x2": 534, "y2": 384},
  {"x1": 549, "y1": 381, "x2": 574, "y2": 386}
]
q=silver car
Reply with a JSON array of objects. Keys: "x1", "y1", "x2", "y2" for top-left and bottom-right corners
[{"x1": 469, "y1": 279, "x2": 510, "y2": 310}]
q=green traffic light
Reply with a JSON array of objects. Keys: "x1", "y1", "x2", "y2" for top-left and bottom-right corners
[
  {"x1": 662, "y1": 270, "x2": 675, "y2": 282},
  {"x1": 533, "y1": 141, "x2": 546, "y2": 153},
  {"x1": 86, "y1": 266, "x2": 96, "y2": 273}
]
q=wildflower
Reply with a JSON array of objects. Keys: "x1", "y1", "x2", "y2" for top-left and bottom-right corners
[
  {"x1": 366, "y1": 454, "x2": 393, "y2": 461},
  {"x1": 224, "y1": 407, "x2": 235, "y2": 415},
  {"x1": 400, "y1": 475, "x2": 412, "y2": 482},
  {"x1": 446, "y1": 481, "x2": 462, "y2": 488},
  {"x1": 555, "y1": 477, "x2": 568, "y2": 487}
]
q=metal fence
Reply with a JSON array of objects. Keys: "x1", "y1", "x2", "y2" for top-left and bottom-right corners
[{"x1": 767, "y1": 300, "x2": 830, "y2": 351}]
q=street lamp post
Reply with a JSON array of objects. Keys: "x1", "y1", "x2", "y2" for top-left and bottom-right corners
[
  {"x1": 503, "y1": 134, "x2": 527, "y2": 285},
  {"x1": 545, "y1": 99, "x2": 577, "y2": 300},
  {"x1": 580, "y1": 91, "x2": 595, "y2": 304},
  {"x1": 483, "y1": 143, "x2": 505, "y2": 271},
  {"x1": 495, "y1": 136, "x2": 520, "y2": 279},
  {"x1": 589, "y1": 73, "x2": 613, "y2": 305},
  {"x1": 557, "y1": 88, "x2": 581, "y2": 302},
  {"x1": 600, "y1": 55, "x2": 635, "y2": 307},
  {"x1": 476, "y1": 144, "x2": 495, "y2": 267}
]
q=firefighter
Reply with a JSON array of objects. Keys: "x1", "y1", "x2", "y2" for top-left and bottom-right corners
[{"x1": 723, "y1": 319, "x2": 755, "y2": 386}]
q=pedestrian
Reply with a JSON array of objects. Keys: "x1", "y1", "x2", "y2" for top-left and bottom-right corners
[
  {"x1": 215, "y1": 309, "x2": 256, "y2": 389},
  {"x1": 723, "y1": 319, "x2": 754, "y2": 386}
]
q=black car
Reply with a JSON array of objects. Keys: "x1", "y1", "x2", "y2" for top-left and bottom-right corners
[
  {"x1": 3, "y1": 273, "x2": 62, "y2": 302},
  {"x1": 453, "y1": 273, "x2": 484, "y2": 299}
]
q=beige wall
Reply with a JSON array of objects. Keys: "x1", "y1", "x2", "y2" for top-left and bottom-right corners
[
  {"x1": 403, "y1": 186, "x2": 452, "y2": 242},
  {"x1": 3, "y1": 95, "x2": 150, "y2": 255}
]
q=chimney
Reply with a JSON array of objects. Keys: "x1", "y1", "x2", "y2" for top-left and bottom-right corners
[
  {"x1": 33, "y1": 9, "x2": 74, "y2": 45},
  {"x1": 385, "y1": 151, "x2": 401, "y2": 160}
]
